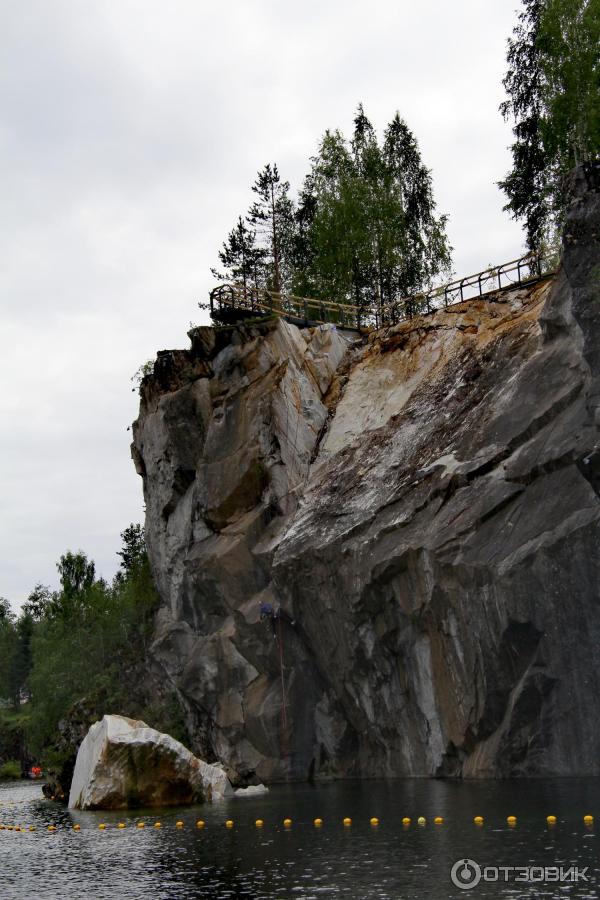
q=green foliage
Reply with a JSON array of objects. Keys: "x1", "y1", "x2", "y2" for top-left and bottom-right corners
[
  {"x1": 247, "y1": 163, "x2": 296, "y2": 293},
  {"x1": 500, "y1": 0, "x2": 600, "y2": 249},
  {"x1": 212, "y1": 107, "x2": 452, "y2": 316},
  {"x1": 0, "y1": 760, "x2": 22, "y2": 780},
  {"x1": 298, "y1": 107, "x2": 452, "y2": 316},
  {"x1": 0, "y1": 601, "x2": 33, "y2": 711},
  {"x1": 1, "y1": 526, "x2": 161, "y2": 761},
  {"x1": 0, "y1": 705, "x2": 30, "y2": 774},
  {"x1": 538, "y1": 0, "x2": 600, "y2": 169},
  {"x1": 0, "y1": 597, "x2": 13, "y2": 624},
  {"x1": 210, "y1": 216, "x2": 265, "y2": 294},
  {"x1": 131, "y1": 359, "x2": 154, "y2": 388},
  {"x1": 116, "y1": 523, "x2": 146, "y2": 576},
  {"x1": 140, "y1": 692, "x2": 192, "y2": 750}
]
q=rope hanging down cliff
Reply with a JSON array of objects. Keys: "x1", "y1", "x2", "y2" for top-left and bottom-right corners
[{"x1": 259, "y1": 602, "x2": 296, "y2": 758}]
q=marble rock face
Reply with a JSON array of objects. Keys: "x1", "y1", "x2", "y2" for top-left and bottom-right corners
[
  {"x1": 68, "y1": 714, "x2": 234, "y2": 809},
  {"x1": 133, "y1": 163, "x2": 600, "y2": 780}
]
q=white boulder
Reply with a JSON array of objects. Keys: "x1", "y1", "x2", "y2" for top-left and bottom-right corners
[
  {"x1": 234, "y1": 784, "x2": 269, "y2": 797},
  {"x1": 68, "y1": 714, "x2": 233, "y2": 810}
]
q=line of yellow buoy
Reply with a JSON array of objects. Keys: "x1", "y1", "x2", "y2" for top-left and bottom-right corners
[{"x1": 0, "y1": 814, "x2": 595, "y2": 832}]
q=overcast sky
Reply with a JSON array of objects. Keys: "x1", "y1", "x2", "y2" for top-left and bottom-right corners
[{"x1": 1, "y1": 0, "x2": 525, "y2": 609}]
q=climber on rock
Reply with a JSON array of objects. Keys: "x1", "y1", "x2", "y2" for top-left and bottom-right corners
[{"x1": 259, "y1": 601, "x2": 296, "y2": 638}]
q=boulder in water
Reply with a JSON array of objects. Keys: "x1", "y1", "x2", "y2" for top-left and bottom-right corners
[
  {"x1": 68, "y1": 714, "x2": 233, "y2": 809},
  {"x1": 234, "y1": 784, "x2": 269, "y2": 797}
]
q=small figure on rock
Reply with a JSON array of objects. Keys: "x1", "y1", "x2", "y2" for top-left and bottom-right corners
[{"x1": 259, "y1": 601, "x2": 295, "y2": 638}]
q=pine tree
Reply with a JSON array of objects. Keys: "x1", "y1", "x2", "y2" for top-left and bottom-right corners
[
  {"x1": 350, "y1": 106, "x2": 387, "y2": 311},
  {"x1": 290, "y1": 174, "x2": 318, "y2": 296},
  {"x1": 499, "y1": 0, "x2": 550, "y2": 251},
  {"x1": 383, "y1": 113, "x2": 452, "y2": 299},
  {"x1": 211, "y1": 216, "x2": 264, "y2": 293},
  {"x1": 247, "y1": 163, "x2": 295, "y2": 293},
  {"x1": 500, "y1": 0, "x2": 600, "y2": 250}
]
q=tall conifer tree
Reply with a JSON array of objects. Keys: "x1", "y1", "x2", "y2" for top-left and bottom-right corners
[
  {"x1": 500, "y1": 0, "x2": 600, "y2": 250},
  {"x1": 247, "y1": 163, "x2": 295, "y2": 293},
  {"x1": 211, "y1": 216, "x2": 263, "y2": 292}
]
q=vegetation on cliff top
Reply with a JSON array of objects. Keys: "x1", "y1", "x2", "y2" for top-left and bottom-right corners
[
  {"x1": 212, "y1": 106, "x2": 453, "y2": 314},
  {"x1": 500, "y1": 0, "x2": 600, "y2": 251},
  {"x1": 212, "y1": 0, "x2": 598, "y2": 306}
]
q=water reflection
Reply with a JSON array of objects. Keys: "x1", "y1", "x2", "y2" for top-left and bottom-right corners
[{"x1": 0, "y1": 778, "x2": 598, "y2": 898}]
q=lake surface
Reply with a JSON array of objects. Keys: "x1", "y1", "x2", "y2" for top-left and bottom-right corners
[{"x1": 1, "y1": 777, "x2": 598, "y2": 899}]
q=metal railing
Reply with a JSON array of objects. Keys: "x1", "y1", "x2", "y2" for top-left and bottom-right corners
[{"x1": 208, "y1": 249, "x2": 558, "y2": 333}]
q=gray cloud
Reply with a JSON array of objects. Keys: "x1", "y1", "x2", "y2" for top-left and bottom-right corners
[{"x1": 1, "y1": 0, "x2": 524, "y2": 606}]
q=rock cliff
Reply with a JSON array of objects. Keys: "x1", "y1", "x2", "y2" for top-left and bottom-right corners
[{"x1": 133, "y1": 162, "x2": 600, "y2": 781}]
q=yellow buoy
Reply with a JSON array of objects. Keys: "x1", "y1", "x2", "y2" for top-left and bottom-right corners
[
  {"x1": 15, "y1": 826, "x2": 21, "y2": 832},
  {"x1": 584, "y1": 814, "x2": 594, "y2": 825},
  {"x1": 98, "y1": 824, "x2": 106, "y2": 830},
  {"x1": 29, "y1": 826, "x2": 36, "y2": 832},
  {"x1": 225, "y1": 819, "x2": 234, "y2": 829},
  {"x1": 370, "y1": 817, "x2": 379, "y2": 826},
  {"x1": 434, "y1": 816, "x2": 443, "y2": 825},
  {"x1": 547, "y1": 815, "x2": 557, "y2": 826},
  {"x1": 283, "y1": 818, "x2": 292, "y2": 827},
  {"x1": 474, "y1": 816, "x2": 484, "y2": 826},
  {"x1": 343, "y1": 817, "x2": 352, "y2": 826},
  {"x1": 255, "y1": 819, "x2": 264, "y2": 828},
  {"x1": 137, "y1": 822, "x2": 145, "y2": 829},
  {"x1": 118, "y1": 823, "x2": 126, "y2": 829},
  {"x1": 507, "y1": 816, "x2": 517, "y2": 826},
  {"x1": 176, "y1": 820, "x2": 184, "y2": 828},
  {"x1": 314, "y1": 818, "x2": 323, "y2": 827},
  {"x1": 48, "y1": 825, "x2": 56, "y2": 832},
  {"x1": 196, "y1": 820, "x2": 205, "y2": 828},
  {"x1": 154, "y1": 822, "x2": 161, "y2": 829},
  {"x1": 73, "y1": 824, "x2": 80, "y2": 831},
  {"x1": 417, "y1": 817, "x2": 426, "y2": 826},
  {"x1": 402, "y1": 817, "x2": 411, "y2": 826},
  {"x1": 0, "y1": 825, "x2": 4, "y2": 830}
]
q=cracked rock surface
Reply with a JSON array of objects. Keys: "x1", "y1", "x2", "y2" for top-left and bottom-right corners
[{"x1": 133, "y1": 163, "x2": 600, "y2": 780}]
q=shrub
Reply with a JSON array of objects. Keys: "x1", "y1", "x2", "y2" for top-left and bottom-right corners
[{"x1": 0, "y1": 759, "x2": 22, "y2": 779}]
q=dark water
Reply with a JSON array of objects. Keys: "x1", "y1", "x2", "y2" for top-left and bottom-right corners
[{"x1": 1, "y1": 778, "x2": 599, "y2": 899}]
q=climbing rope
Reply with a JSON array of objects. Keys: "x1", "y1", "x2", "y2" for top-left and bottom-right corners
[{"x1": 277, "y1": 615, "x2": 288, "y2": 730}]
